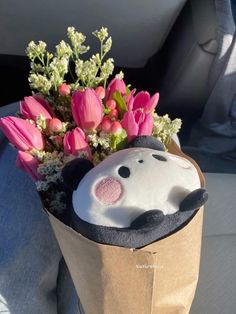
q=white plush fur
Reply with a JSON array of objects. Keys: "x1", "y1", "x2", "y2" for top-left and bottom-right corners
[{"x1": 73, "y1": 148, "x2": 200, "y2": 228}]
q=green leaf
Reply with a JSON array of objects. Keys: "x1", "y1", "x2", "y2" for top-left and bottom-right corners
[
  {"x1": 126, "y1": 84, "x2": 131, "y2": 96},
  {"x1": 109, "y1": 129, "x2": 127, "y2": 151},
  {"x1": 113, "y1": 91, "x2": 127, "y2": 117}
]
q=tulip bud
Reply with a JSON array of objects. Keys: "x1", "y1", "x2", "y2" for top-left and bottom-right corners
[
  {"x1": 101, "y1": 117, "x2": 112, "y2": 133},
  {"x1": 106, "y1": 99, "x2": 116, "y2": 110},
  {"x1": 110, "y1": 121, "x2": 122, "y2": 135},
  {"x1": 106, "y1": 78, "x2": 126, "y2": 100},
  {"x1": 63, "y1": 127, "x2": 91, "y2": 159},
  {"x1": 20, "y1": 96, "x2": 52, "y2": 121},
  {"x1": 16, "y1": 151, "x2": 43, "y2": 181},
  {"x1": 72, "y1": 88, "x2": 104, "y2": 130},
  {"x1": 95, "y1": 86, "x2": 105, "y2": 99},
  {"x1": 0, "y1": 116, "x2": 44, "y2": 151},
  {"x1": 48, "y1": 118, "x2": 63, "y2": 133},
  {"x1": 58, "y1": 83, "x2": 71, "y2": 96}
]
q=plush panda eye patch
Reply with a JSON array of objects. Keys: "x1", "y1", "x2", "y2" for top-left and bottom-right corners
[
  {"x1": 118, "y1": 166, "x2": 130, "y2": 178},
  {"x1": 138, "y1": 160, "x2": 144, "y2": 163},
  {"x1": 152, "y1": 154, "x2": 167, "y2": 162}
]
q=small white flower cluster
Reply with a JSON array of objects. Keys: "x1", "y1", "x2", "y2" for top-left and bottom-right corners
[
  {"x1": 67, "y1": 27, "x2": 90, "y2": 56},
  {"x1": 87, "y1": 131, "x2": 110, "y2": 150},
  {"x1": 26, "y1": 41, "x2": 47, "y2": 60},
  {"x1": 152, "y1": 113, "x2": 182, "y2": 146},
  {"x1": 28, "y1": 73, "x2": 52, "y2": 95},
  {"x1": 115, "y1": 71, "x2": 124, "y2": 80},
  {"x1": 87, "y1": 131, "x2": 112, "y2": 164},
  {"x1": 36, "y1": 152, "x2": 66, "y2": 191},
  {"x1": 92, "y1": 27, "x2": 108, "y2": 42},
  {"x1": 36, "y1": 114, "x2": 47, "y2": 131},
  {"x1": 26, "y1": 26, "x2": 114, "y2": 96}
]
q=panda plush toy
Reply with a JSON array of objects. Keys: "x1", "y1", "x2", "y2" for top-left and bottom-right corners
[{"x1": 62, "y1": 136, "x2": 208, "y2": 248}]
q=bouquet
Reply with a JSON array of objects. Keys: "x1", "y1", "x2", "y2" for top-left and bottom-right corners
[
  {"x1": 0, "y1": 27, "x2": 206, "y2": 314},
  {"x1": 0, "y1": 27, "x2": 181, "y2": 215}
]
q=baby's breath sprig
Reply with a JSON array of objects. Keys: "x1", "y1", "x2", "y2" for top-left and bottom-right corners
[
  {"x1": 152, "y1": 113, "x2": 182, "y2": 146},
  {"x1": 27, "y1": 27, "x2": 114, "y2": 98}
]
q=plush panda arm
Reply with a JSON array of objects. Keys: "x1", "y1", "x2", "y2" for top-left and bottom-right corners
[
  {"x1": 130, "y1": 210, "x2": 164, "y2": 229},
  {"x1": 180, "y1": 188, "x2": 208, "y2": 212}
]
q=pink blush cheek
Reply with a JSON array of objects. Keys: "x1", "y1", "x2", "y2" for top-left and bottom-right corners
[{"x1": 94, "y1": 177, "x2": 123, "y2": 205}]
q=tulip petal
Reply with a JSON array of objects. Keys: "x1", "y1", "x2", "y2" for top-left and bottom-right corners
[
  {"x1": 138, "y1": 113, "x2": 154, "y2": 136},
  {"x1": 146, "y1": 92, "x2": 159, "y2": 112},
  {"x1": 0, "y1": 116, "x2": 44, "y2": 151},
  {"x1": 72, "y1": 91, "x2": 84, "y2": 127},
  {"x1": 133, "y1": 91, "x2": 150, "y2": 111},
  {"x1": 126, "y1": 89, "x2": 136, "y2": 111},
  {"x1": 20, "y1": 96, "x2": 52, "y2": 121},
  {"x1": 72, "y1": 89, "x2": 103, "y2": 130},
  {"x1": 16, "y1": 151, "x2": 42, "y2": 181},
  {"x1": 106, "y1": 78, "x2": 126, "y2": 101},
  {"x1": 33, "y1": 95, "x2": 56, "y2": 118},
  {"x1": 121, "y1": 111, "x2": 139, "y2": 141},
  {"x1": 63, "y1": 127, "x2": 91, "y2": 159}
]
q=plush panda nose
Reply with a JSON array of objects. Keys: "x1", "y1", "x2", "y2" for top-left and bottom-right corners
[{"x1": 94, "y1": 177, "x2": 123, "y2": 205}]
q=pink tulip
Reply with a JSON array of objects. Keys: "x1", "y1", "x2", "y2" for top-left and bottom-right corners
[
  {"x1": 132, "y1": 91, "x2": 159, "y2": 112},
  {"x1": 33, "y1": 95, "x2": 55, "y2": 117},
  {"x1": 64, "y1": 127, "x2": 91, "y2": 159},
  {"x1": 126, "y1": 89, "x2": 136, "y2": 111},
  {"x1": 16, "y1": 151, "x2": 43, "y2": 181},
  {"x1": 0, "y1": 116, "x2": 44, "y2": 151},
  {"x1": 121, "y1": 111, "x2": 154, "y2": 141},
  {"x1": 72, "y1": 88, "x2": 104, "y2": 130},
  {"x1": 20, "y1": 96, "x2": 53, "y2": 121},
  {"x1": 105, "y1": 78, "x2": 126, "y2": 100}
]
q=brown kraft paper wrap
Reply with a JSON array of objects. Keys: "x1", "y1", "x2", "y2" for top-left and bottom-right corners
[{"x1": 44, "y1": 140, "x2": 205, "y2": 314}]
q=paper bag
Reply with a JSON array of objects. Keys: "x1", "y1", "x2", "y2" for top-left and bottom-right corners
[{"x1": 44, "y1": 140, "x2": 205, "y2": 314}]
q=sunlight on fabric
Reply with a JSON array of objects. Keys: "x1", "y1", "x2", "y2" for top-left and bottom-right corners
[
  {"x1": 220, "y1": 33, "x2": 234, "y2": 61},
  {"x1": 0, "y1": 295, "x2": 10, "y2": 313}
]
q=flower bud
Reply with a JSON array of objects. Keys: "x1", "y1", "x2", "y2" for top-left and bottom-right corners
[
  {"x1": 110, "y1": 121, "x2": 122, "y2": 135},
  {"x1": 48, "y1": 118, "x2": 63, "y2": 133},
  {"x1": 58, "y1": 83, "x2": 71, "y2": 96},
  {"x1": 108, "y1": 108, "x2": 119, "y2": 119},
  {"x1": 95, "y1": 86, "x2": 105, "y2": 99},
  {"x1": 72, "y1": 88, "x2": 104, "y2": 130},
  {"x1": 106, "y1": 99, "x2": 116, "y2": 110},
  {"x1": 106, "y1": 78, "x2": 126, "y2": 100},
  {"x1": 63, "y1": 127, "x2": 91, "y2": 159},
  {"x1": 101, "y1": 117, "x2": 112, "y2": 133}
]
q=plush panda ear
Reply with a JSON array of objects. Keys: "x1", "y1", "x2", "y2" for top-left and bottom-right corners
[
  {"x1": 62, "y1": 158, "x2": 94, "y2": 191},
  {"x1": 127, "y1": 136, "x2": 165, "y2": 151}
]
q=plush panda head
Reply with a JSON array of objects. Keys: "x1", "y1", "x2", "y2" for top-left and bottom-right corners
[{"x1": 62, "y1": 136, "x2": 208, "y2": 248}]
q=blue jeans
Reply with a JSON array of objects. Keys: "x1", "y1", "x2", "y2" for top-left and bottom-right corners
[{"x1": 0, "y1": 103, "x2": 80, "y2": 314}]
